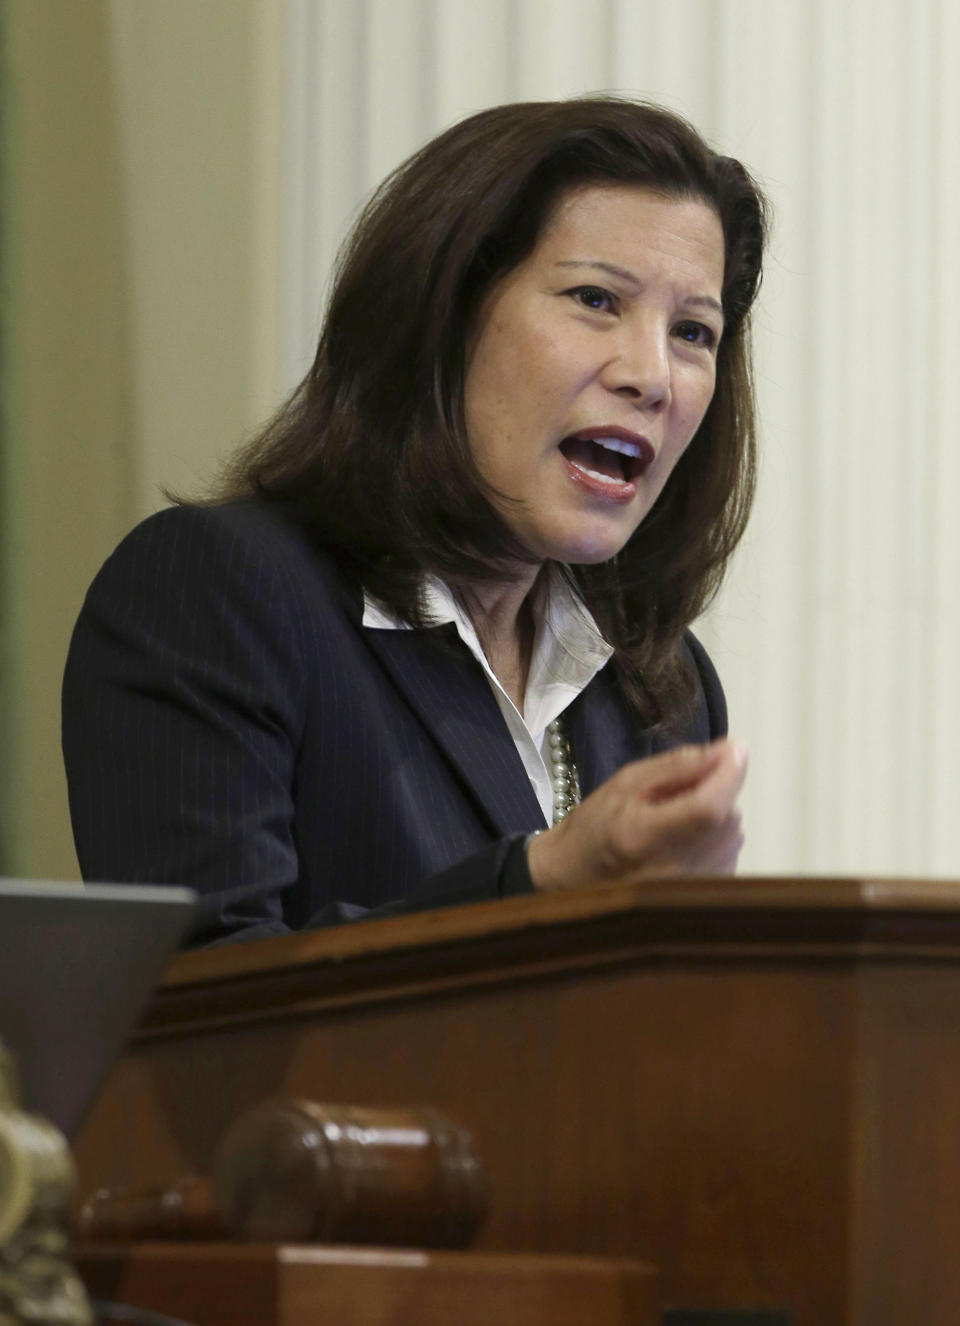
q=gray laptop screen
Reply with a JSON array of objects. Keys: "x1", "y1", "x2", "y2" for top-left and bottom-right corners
[{"x1": 0, "y1": 881, "x2": 196, "y2": 1136}]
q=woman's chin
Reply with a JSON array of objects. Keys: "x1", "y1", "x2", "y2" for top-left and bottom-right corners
[
  {"x1": 545, "y1": 528, "x2": 635, "y2": 567},
  {"x1": 508, "y1": 510, "x2": 642, "y2": 568}
]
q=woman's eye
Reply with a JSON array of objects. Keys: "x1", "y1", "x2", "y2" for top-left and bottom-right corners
[
  {"x1": 569, "y1": 286, "x2": 616, "y2": 313},
  {"x1": 674, "y1": 320, "x2": 717, "y2": 348}
]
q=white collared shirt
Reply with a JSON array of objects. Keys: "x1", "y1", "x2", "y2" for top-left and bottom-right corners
[{"x1": 362, "y1": 565, "x2": 613, "y2": 824}]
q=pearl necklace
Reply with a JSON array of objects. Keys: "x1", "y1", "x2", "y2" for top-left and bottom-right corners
[{"x1": 546, "y1": 715, "x2": 581, "y2": 825}]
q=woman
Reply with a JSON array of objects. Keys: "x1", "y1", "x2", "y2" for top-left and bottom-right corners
[{"x1": 62, "y1": 97, "x2": 767, "y2": 944}]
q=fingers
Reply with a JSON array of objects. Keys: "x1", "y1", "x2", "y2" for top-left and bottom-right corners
[
  {"x1": 611, "y1": 740, "x2": 747, "y2": 864},
  {"x1": 615, "y1": 739, "x2": 733, "y2": 803},
  {"x1": 673, "y1": 809, "x2": 744, "y2": 876},
  {"x1": 650, "y1": 740, "x2": 748, "y2": 833},
  {"x1": 527, "y1": 738, "x2": 749, "y2": 892}
]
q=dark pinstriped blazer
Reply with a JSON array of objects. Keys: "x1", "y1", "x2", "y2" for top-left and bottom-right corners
[{"x1": 62, "y1": 502, "x2": 727, "y2": 945}]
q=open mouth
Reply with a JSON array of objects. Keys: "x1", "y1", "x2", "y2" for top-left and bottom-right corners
[{"x1": 559, "y1": 434, "x2": 652, "y2": 485}]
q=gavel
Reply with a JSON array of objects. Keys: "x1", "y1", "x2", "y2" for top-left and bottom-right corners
[{"x1": 77, "y1": 1099, "x2": 488, "y2": 1249}]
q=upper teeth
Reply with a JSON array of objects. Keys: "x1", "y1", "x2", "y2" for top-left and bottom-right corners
[{"x1": 587, "y1": 437, "x2": 643, "y2": 459}]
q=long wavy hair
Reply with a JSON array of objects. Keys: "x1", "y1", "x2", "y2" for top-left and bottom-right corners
[{"x1": 218, "y1": 97, "x2": 768, "y2": 728}]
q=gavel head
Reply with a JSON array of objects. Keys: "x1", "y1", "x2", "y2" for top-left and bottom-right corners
[{"x1": 214, "y1": 1098, "x2": 489, "y2": 1248}]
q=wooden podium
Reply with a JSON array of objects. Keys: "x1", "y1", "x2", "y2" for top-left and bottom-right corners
[{"x1": 73, "y1": 877, "x2": 960, "y2": 1325}]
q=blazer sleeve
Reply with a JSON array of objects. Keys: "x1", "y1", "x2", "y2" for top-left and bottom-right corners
[
  {"x1": 62, "y1": 506, "x2": 532, "y2": 944},
  {"x1": 62, "y1": 506, "x2": 311, "y2": 941}
]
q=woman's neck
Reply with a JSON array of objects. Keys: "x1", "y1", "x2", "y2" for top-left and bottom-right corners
[{"x1": 459, "y1": 568, "x2": 542, "y2": 715}]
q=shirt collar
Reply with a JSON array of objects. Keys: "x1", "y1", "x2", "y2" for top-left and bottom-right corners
[
  {"x1": 363, "y1": 566, "x2": 609, "y2": 654},
  {"x1": 362, "y1": 566, "x2": 612, "y2": 728}
]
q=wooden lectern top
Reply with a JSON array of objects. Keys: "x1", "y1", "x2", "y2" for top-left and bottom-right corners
[
  {"x1": 147, "y1": 874, "x2": 960, "y2": 1041},
  {"x1": 76, "y1": 876, "x2": 960, "y2": 1326}
]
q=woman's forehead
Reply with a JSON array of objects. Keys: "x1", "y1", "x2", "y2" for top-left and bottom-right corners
[{"x1": 526, "y1": 184, "x2": 725, "y2": 291}]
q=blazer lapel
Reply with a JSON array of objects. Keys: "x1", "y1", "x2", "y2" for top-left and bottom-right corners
[
  {"x1": 568, "y1": 667, "x2": 649, "y2": 796},
  {"x1": 363, "y1": 624, "x2": 546, "y2": 835}
]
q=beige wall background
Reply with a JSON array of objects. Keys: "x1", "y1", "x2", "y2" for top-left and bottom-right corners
[
  {"x1": 3, "y1": 0, "x2": 269, "y2": 878},
  {"x1": 3, "y1": 0, "x2": 959, "y2": 882}
]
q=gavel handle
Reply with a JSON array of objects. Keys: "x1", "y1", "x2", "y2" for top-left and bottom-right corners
[{"x1": 76, "y1": 1176, "x2": 221, "y2": 1242}]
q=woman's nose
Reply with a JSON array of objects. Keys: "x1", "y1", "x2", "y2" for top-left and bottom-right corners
[{"x1": 600, "y1": 328, "x2": 671, "y2": 409}]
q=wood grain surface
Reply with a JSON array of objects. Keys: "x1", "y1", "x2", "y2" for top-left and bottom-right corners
[{"x1": 73, "y1": 876, "x2": 960, "y2": 1325}]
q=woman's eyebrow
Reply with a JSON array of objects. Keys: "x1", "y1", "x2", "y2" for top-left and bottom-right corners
[
  {"x1": 684, "y1": 293, "x2": 725, "y2": 321},
  {"x1": 555, "y1": 259, "x2": 642, "y2": 288},
  {"x1": 555, "y1": 260, "x2": 724, "y2": 322}
]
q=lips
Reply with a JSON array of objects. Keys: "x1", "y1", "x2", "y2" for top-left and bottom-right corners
[{"x1": 559, "y1": 427, "x2": 655, "y2": 489}]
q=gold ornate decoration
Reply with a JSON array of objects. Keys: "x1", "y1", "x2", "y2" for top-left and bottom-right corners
[{"x1": 0, "y1": 1039, "x2": 93, "y2": 1326}]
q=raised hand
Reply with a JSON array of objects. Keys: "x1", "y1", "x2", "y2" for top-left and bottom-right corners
[{"x1": 527, "y1": 739, "x2": 748, "y2": 891}]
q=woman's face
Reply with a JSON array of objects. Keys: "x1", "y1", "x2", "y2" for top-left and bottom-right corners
[{"x1": 464, "y1": 184, "x2": 725, "y2": 573}]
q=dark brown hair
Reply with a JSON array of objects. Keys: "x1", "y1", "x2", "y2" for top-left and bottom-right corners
[{"x1": 220, "y1": 97, "x2": 768, "y2": 727}]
